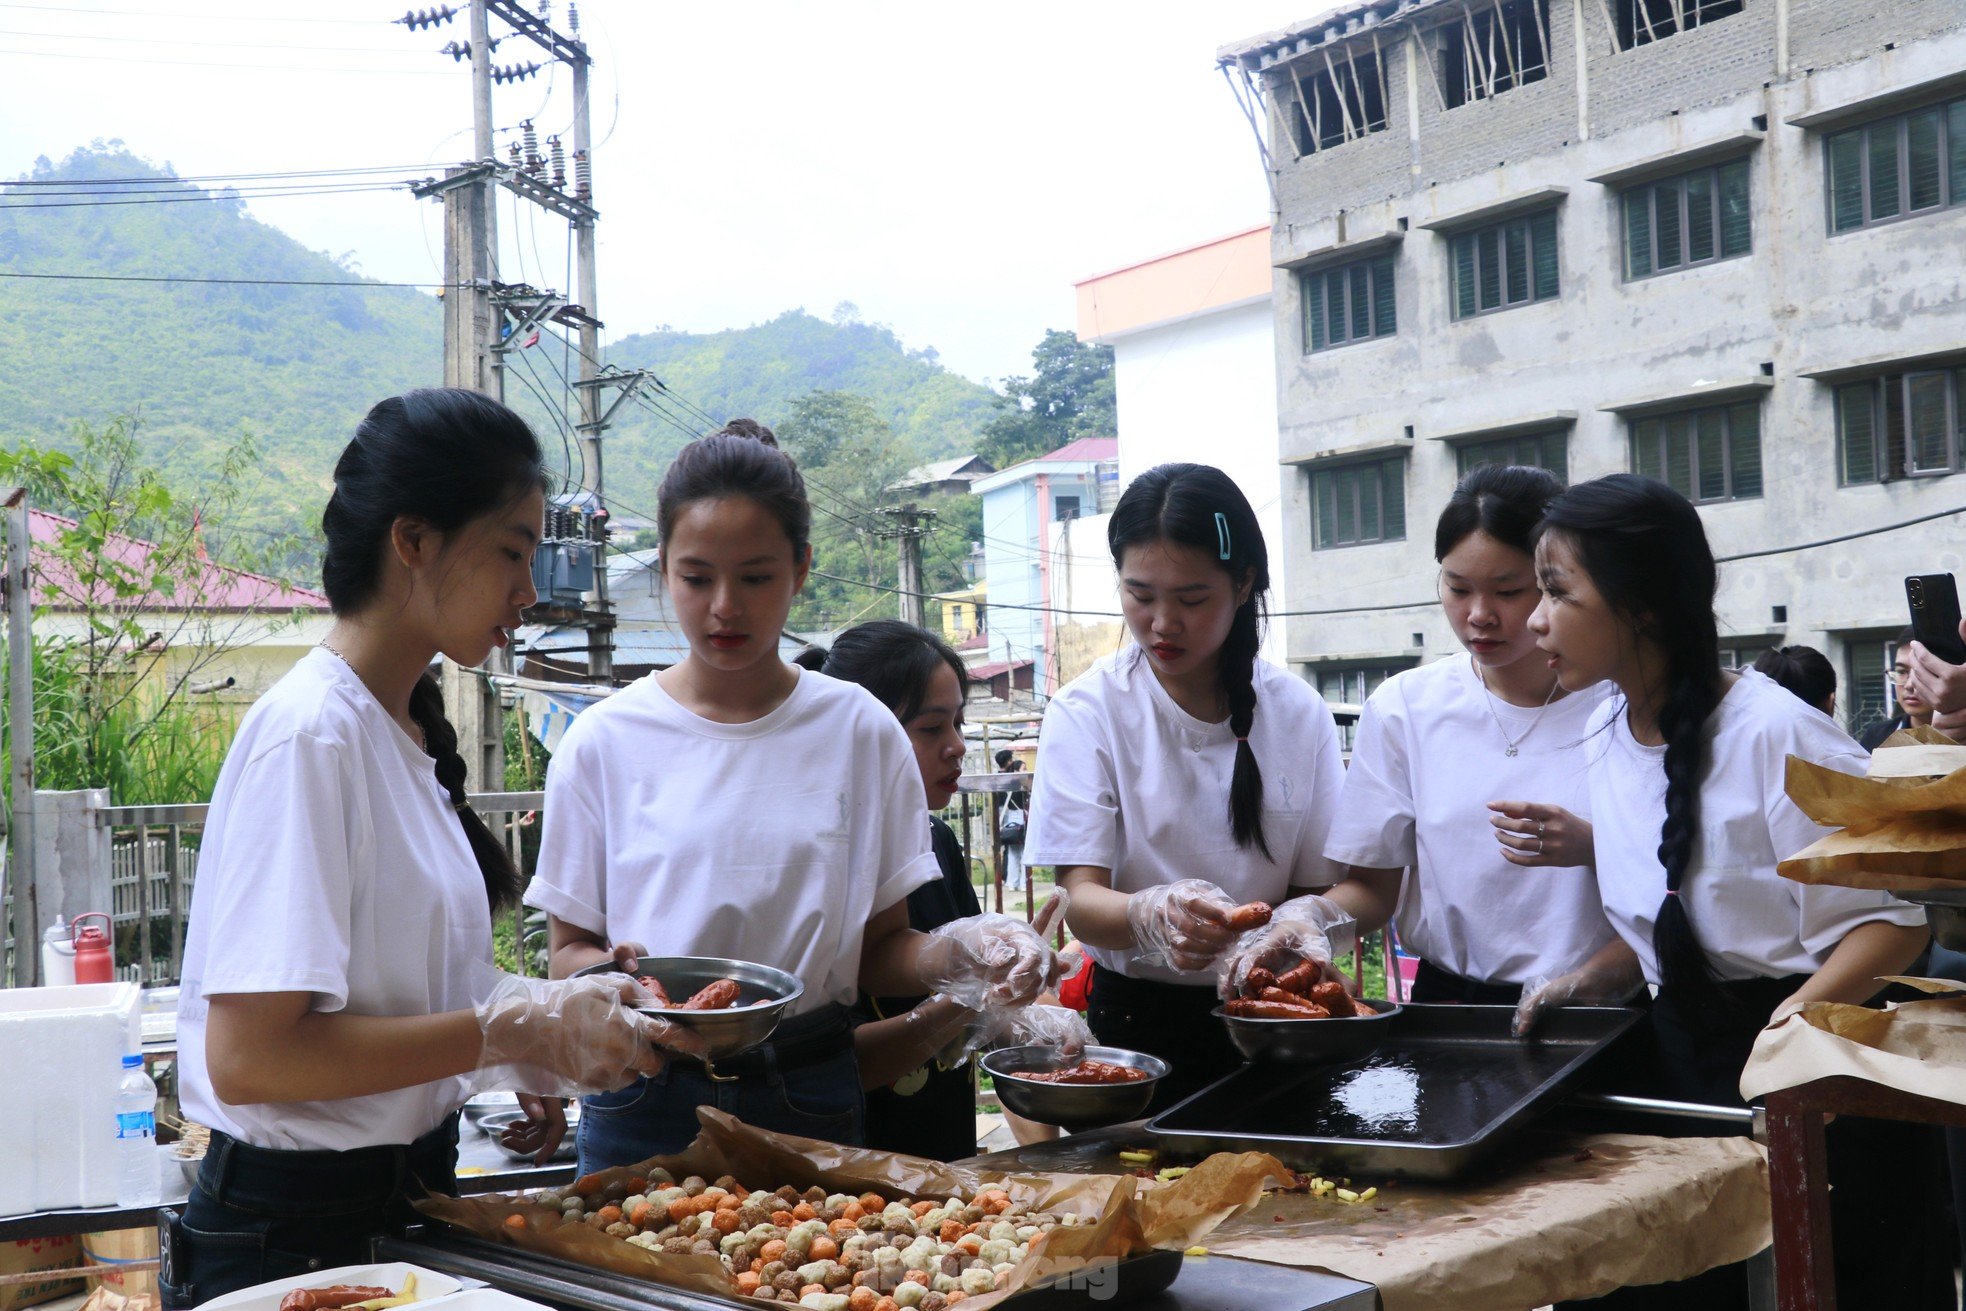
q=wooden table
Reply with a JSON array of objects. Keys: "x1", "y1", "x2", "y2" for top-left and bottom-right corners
[{"x1": 1763, "y1": 1075, "x2": 1966, "y2": 1311}]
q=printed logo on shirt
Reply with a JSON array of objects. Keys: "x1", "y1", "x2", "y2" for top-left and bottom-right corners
[
  {"x1": 1278, "y1": 773, "x2": 1295, "y2": 807},
  {"x1": 814, "y1": 790, "x2": 851, "y2": 843}
]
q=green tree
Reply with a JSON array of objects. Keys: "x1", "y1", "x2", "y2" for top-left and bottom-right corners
[
  {"x1": 977, "y1": 329, "x2": 1117, "y2": 469},
  {"x1": 0, "y1": 418, "x2": 300, "y2": 804}
]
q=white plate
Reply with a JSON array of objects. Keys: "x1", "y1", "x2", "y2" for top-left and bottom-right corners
[
  {"x1": 195, "y1": 1262, "x2": 463, "y2": 1311},
  {"x1": 422, "y1": 1292, "x2": 553, "y2": 1311}
]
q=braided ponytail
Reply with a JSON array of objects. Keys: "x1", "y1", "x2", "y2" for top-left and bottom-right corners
[
  {"x1": 320, "y1": 388, "x2": 549, "y2": 915},
  {"x1": 1109, "y1": 463, "x2": 1273, "y2": 859},
  {"x1": 1538, "y1": 474, "x2": 1729, "y2": 1015},
  {"x1": 409, "y1": 671, "x2": 524, "y2": 911}
]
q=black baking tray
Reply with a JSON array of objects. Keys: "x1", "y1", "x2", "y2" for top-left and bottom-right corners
[
  {"x1": 1144, "y1": 1003, "x2": 1643, "y2": 1181},
  {"x1": 382, "y1": 1225, "x2": 1182, "y2": 1309}
]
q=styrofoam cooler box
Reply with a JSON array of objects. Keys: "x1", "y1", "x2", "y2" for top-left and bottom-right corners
[{"x1": 0, "y1": 982, "x2": 141, "y2": 1217}]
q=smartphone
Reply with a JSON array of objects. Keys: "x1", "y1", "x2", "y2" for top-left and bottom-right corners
[{"x1": 1905, "y1": 573, "x2": 1966, "y2": 665}]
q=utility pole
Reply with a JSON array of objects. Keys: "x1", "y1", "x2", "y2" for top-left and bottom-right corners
[
  {"x1": 5, "y1": 490, "x2": 37, "y2": 986},
  {"x1": 568, "y1": 37, "x2": 612, "y2": 683},
  {"x1": 876, "y1": 505, "x2": 934, "y2": 629}
]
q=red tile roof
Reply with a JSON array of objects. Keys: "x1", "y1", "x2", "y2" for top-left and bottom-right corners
[
  {"x1": 27, "y1": 508, "x2": 328, "y2": 613},
  {"x1": 1041, "y1": 437, "x2": 1119, "y2": 463}
]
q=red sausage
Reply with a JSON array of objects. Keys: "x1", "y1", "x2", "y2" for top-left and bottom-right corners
[
  {"x1": 680, "y1": 978, "x2": 742, "y2": 1010},
  {"x1": 1225, "y1": 901, "x2": 1274, "y2": 932},
  {"x1": 636, "y1": 975, "x2": 672, "y2": 1006},
  {"x1": 1310, "y1": 980, "x2": 1357, "y2": 1017},
  {"x1": 279, "y1": 1288, "x2": 393, "y2": 1311},
  {"x1": 1226, "y1": 998, "x2": 1329, "y2": 1020},
  {"x1": 1275, "y1": 962, "x2": 1320, "y2": 997},
  {"x1": 1243, "y1": 967, "x2": 1277, "y2": 996}
]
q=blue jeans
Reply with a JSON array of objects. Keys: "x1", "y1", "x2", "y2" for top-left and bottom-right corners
[
  {"x1": 577, "y1": 1009, "x2": 865, "y2": 1174},
  {"x1": 159, "y1": 1117, "x2": 457, "y2": 1310}
]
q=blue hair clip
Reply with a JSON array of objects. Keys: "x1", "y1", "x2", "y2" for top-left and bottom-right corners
[{"x1": 1214, "y1": 512, "x2": 1232, "y2": 560}]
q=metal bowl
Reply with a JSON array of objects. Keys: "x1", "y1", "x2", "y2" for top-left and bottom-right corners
[
  {"x1": 478, "y1": 1107, "x2": 580, "y2": 1162},
  {"x1": 982, "y1": 1045, "x2": 1169, "y2": 1130},
  {"x1": 171, "y1": 1150, "x2": 205, "y2": 1190},
  {"x1": 1215, "y1": 996, "x2": 1403, "y2": 1065},
  {"x1": 462, "y1": 1091, "x2": 521, "y2": 1132},
  {"x1": 572, "y1": 955, "x2": 803, "y2": 1062},
  {"x1": 1892, "y1": 885, "x2": 1966, "y2": 952}
]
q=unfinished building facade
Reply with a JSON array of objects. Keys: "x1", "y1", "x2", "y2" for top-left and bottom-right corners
[{"x1": 1220, "y1": 0, "x2": 1966, "y2": 733}]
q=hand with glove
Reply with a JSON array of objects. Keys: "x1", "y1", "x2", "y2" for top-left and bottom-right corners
[
  {"x1": 982, "y1": 1002, "x2": 1093, "y2": 1060},
  {"x1": 1125, "y1": 878, "x2": 1246, "y2": 973},
  {"x1": 916, "y1": 913, "x2": 1061, "y2": 1008},
  {"x1": 468, "y1": 969, "x2": 706, "y2": 1099},
  {"x1": 1216, "y1": 893, "x2": 1357, "y2": 999},
  {"x1": 1511, "y1": 939, "x2": 1643, "y2": 1037}
]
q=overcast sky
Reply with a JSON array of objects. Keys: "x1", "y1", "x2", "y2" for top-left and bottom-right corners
[{"x1": 0, "y1": 1, "x2": 1326, "y2": 387}]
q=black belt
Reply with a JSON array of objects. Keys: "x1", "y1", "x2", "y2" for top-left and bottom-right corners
[
  {"x1": 197, "y1": 1115, "x2": 459, "y2": 1217},
  {"x1": 669, "y1": 1004, "x2": 852, "y2": 1082}
]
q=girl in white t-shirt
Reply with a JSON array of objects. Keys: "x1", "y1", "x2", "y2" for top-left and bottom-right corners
[
  {"x1": 1522, "y1": 473, "x2": 1945, "y2": 1310},
  {"x1": 1026, "y1": 463, "x2": 1347, "y2": 1110},
  {"x1": 167, "y1": 391, "x2": 675, "y2": 1309},
  {"x1": 1320, "y1": 465, "x2": 1618, "y2": 1005},
  {"x1": 525, "y1": 421, "x2": 1058, "y2": 1170}
]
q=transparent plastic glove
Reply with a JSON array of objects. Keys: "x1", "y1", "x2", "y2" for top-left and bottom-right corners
[
  {"x1": 1217, "y1": 894, "x2": 1357, "y2": 999},
  {"x1": 1126, "y1": 878, "x2": 1241, "y2": 973},
  {"x1": 994, "y1": 1003, "x2": 1093, "y2": 1059},
  {"x1": 468, "y1": 972, "x2": 705, "y2": 1097},
  {"x1": 1511, "y1": 950, "x2": 1644, "y2": 1037},
  {"x1": 917, "y1": 913, "x2": 1061, "y2": 1009}
]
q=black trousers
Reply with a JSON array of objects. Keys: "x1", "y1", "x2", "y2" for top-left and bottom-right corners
[
  {"x1": 160, "y1": 1116, "x2": 458, "y2": 1310},
  {"x1": 1086, "y1": 969, "x2": 1243, "y2": 1114},
  {"x1": 1561, "y1": 977, "x2": 1958, "y2": 1311},
  {"x1": 1410, "y1": 958, "x2": 1525, "y2": 1006}
]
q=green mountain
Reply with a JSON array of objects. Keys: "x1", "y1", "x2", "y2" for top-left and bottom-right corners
[{"x1": 0, "y1": 143, "x2": 1001, "y2": 561}]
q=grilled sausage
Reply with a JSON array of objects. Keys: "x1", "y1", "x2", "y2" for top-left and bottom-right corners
[
  {"x1": 1226, "y1": 997, "x2": 1329, "y2": 1020},
  {"x1": 1275, "y1": 962, "x2": 1321, "y2": 997},
  {"x1": 1225, "y1": 901, "x2": 1274, "y2": 931},
  {"x1": 1017, "y1": 1060, "x2": 1148, "y2": 1085},
  {"x1": 1259, "y1": 986, "x2": 1312, "y2": 1007},
  {"x1": 278, "y1": 1287, "x2": 393, "y2": 1311},
  {"x1": 636, "y1": 975, "x2": 672, "y2": 1006},
  {"x1": 1242, "y1": 967, "x2": 1278, "y2": 995},
  {"x1": 1309, "y1": 980, "x2": 1357, "y2": 1017},
  {"x1": 680, "y1": 978, "x2": 743, "y2": 1010}
]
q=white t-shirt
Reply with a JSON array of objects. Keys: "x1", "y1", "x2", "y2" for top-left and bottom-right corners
[
  {"x1": 524, "y1": 669, "x2": 939, "y2": 1014},
  {"x1": 177, "y1": 649, "x2": 494, "y2": 1150},
  {"x1": 1589, "y1": 669, "x2": 1926, "y2": 986},
  {"x1": 1323, "y1": 655, "x2": 1616, "y2": 985},
  {"x1": 1023, "y1": 644, "x2": 1347, "y2": 985}
]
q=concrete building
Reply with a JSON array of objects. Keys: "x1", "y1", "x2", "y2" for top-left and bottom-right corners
[
  {"x1": 969, "y1": 438, "x2": 1120, "y2": 692},
  {"x1": 1220, "y1": 0, "x2": 1966, "y2": 734},
  {"x1": 1075, "y1": 225, "x2": 1289, "y2": 666}
]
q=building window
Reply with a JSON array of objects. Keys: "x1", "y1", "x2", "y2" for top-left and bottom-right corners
[
  {"x1": 1845, "y1": 637, "x2": 1894, "y2": 739},
  {"x1": 1826, "y1": 97, "x2": 1966, "y2": 233},
  {"x1": 1314, "y1": 663, "x2": 1413, "y2": 749},
  {"x1": 1441, "y1": 0, "x2": 1550, "y2": 108},
  {"x1": 1283, "y1": 49, "x2": 1389, "y2": 156},
  {"x1": 1614, "y1": 0, "x2": 1743, "y2": 50},
  {"x1": 1630, "y1": 401, "x2": 1763, "y2": 503},
  {"x1": 1455, "y1": 430, "x2": 1569, "y2": 481},
  {"x1": 1054, "y1": 495, "x2": 1081, "y2": 521},
  {"x1": 1718, "y1": 643, "x2": 1773, "y2": 670},
  {"x1": 1623, "y1": 159, "x2": 1752, "y2": 278},
  {"x1": 1303, "y1": 254, "x2": 1396, "y2": 352},
  {"x1": 1450, "y1": 211, "x2": 1560, "y2": 319},
  {"x1": 1837, "y1": 368, "x2": 1966, "y2": 484},
  {"x1": 1312, "y1": 458, "x2": 1407, "y2": 549}
]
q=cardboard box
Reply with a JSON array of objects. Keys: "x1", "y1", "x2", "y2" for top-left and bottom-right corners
[
  {"x1": 82, "y1": 1229, "x2": 157, "y2": 1303},
  {"x1": 0, "y1": 1235, "x2": 84, "y2": 1311}
]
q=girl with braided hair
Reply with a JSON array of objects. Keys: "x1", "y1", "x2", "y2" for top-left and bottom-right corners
[
  {"x1": 170, "y1": 390, "x2": 685, "y2": 1308},
  {"x1": 1026, "y1": 463, "x2": 1348, "y2": 1110},
  {"x1": 1520, "y1": 473, "x2": 1948, "y2": 1310}
]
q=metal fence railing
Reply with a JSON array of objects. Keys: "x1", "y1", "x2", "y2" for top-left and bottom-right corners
[{"x1": 91, "y1": 791, "x2": 547, "y2": 987}]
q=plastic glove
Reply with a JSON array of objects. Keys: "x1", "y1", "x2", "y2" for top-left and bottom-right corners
[
  {"x1": 1511, "y1": 947, "x2": 1644, "y2": 1037},
  {"x1": 917, "y1": 913, "x2": 1061, "y2": 1009},
  {"x1": 1216, "y1": 894, "x2": 1357, "y2": 999},
  {"x1": 468, "y1": 971, "x2": 705, "y2": 1097},
  {"x1": 1126, "y1": 878, "x2": 1241, "y2": 973},
  {"x1": 990, "y1": 1003, "x2": 1093, "y2": 1059}
]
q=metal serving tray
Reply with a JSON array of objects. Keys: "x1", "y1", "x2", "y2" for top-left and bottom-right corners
[
  {"x1": 1145, "y1": 1003, "x2": 1643, "y2": 1182},
  {"x1": 381, "y1": 1225, "x2": 1183, "y2": 1310}
]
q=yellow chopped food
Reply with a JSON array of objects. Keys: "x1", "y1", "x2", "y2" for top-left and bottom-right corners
[
  {"x1": 1183, "y1": 1246, "x2": 1209, "y2": 1257},
  {"x1": 1117, "y1": 1150, "x2": 1156, "y2": 1164},
  {"x1": 1155, "y1": 1167, "x2": 1191, "y2": 1182},
  {"x1": 1335, "y1": 1188, "x2": 1360, "y2": 1203},
  {"x1": 1358, "y1": 1187, "x2": 1378, "y2": 1202}
]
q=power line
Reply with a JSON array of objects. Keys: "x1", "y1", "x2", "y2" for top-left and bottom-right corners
[
  {"x1": 3, "y1": 163, "x2": 455, "y2": 187},
  {"x1": 0, "y1": 182, "x2": 411, "y2": 209},
  {"x1": 0, "y1": 26, "x2": 436, "y2": 53},
  {"x1": 0, "y1": 44, "x2": 459, "y2": 72},
  {"x1": 1715, "y1": 502, "x2": 1966, "y2": 563},
  {"x1": 0, "y1": 269, "x2": 451, "y2": 288},
  {"x1": 0, "y1": 2, "x2": 378, "y2": 20}
]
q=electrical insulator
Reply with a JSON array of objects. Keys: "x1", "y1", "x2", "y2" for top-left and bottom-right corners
[
  {"x1": 569, "y1": 4, "x2": 580, "y2": 34},
  {"x1": 521, "y1": 120, "x2": 540, "y2": 171},
  {"x1": 549, "y1": 136, "x2": 566, "y2": 188},
  {"x1": 507, "y1": 140, "x2": 523, "y2": 167},
  {"x1": 573, "y1": 149, "x2": 592, "y2": 199},
  {"x1": 440, "y1": 39, "x2": 469, "y2": 61}
]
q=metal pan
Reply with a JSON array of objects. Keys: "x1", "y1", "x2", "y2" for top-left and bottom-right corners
[
  {"x1": 1214, "y1": 997, "x2": 1401, "y2": 1064},
  {"x1": 1145, "y1": 1003, "x2": 1643, "y2": 1181},
  {"x1": 572, "y1": 955, "x2": 802, "y2": 1062}
]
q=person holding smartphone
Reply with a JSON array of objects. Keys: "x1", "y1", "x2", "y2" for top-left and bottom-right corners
[{"x1": 1902, "y1": 572, "x2": 1966, "y2": 734}]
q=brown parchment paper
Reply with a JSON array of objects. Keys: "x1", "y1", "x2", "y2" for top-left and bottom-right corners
[
  {"x1": 1196, "y1": 1132, "x2": 1769, "y2": 1311},
  {"x1": 1741, "y1": 977, "x2": 1966, "y2": 1104},
  {"x1": 1779, "y1": 753, "x2": 1966, "y2": 887},
  {"x1": 416, "y1": 1108, "x2": 1289, "y2": 1309}
]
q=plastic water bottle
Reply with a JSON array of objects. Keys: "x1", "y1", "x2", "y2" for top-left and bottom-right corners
[{"x1": 115, "y1": 1054, "x2": 160, "y2": 1206}]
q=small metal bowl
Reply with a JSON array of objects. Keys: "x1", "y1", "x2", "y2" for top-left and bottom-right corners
[
  {"x1": 572, "y1": 955, "x2": 803, "y2": 1062},
  {"x1": 462, "y1": 1091, "x2": 521, "y2": 1133},
  {"x1": 478, "y1": 1107, "x2": 580, "y2": 1162},
  {"x1": 982, "y1": 1045, "x2": 1169, "y2": 1130},
  {"x1": 171, "y1": 1150, "x2": 205, "y2": 1190},
  {"x1": 1215, "y1": 996, "x2": 1403, "y2": 1065},
  {"x1": 1893, "y1": 886, "x2": 1966, "y2": 952}
]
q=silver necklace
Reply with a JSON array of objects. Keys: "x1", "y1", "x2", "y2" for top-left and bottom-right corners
[
  {"x1": 1475, "y1": 659, "x2": 1560, "y2": 757},
  {"x1": 320, "y1": 639, "x2": 428, "y2": 753}
]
